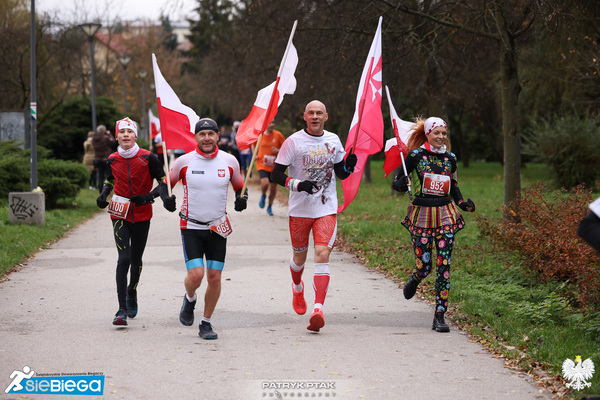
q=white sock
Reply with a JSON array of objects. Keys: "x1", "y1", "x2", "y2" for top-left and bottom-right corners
[
  {"x1": 201, "y1": 316, "x2": 211, "y2": 324},
  {"x1": 186, "y1": 293, "x2": 197, "y2": 302},
  {"x1": 314, "y1": 303, "x2": 323, "y2": 311}
]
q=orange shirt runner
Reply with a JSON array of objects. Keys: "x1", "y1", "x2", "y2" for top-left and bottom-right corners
[{"x1": 255, "y1": 130, "x2": 285, "y2": 172}]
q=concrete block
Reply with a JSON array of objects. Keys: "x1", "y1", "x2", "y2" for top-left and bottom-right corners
[{"x1": 8, "y1": 192, "x2": 45, "y2": 225}]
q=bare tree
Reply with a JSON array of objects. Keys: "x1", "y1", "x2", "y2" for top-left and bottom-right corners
[{"x1": 377, "y1": 0, "x2": 551, "y2": 207}]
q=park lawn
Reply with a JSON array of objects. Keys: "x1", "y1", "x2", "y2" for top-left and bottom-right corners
[
  {"x1": 336, "y1": 161, "x2": 599, "y2": 399},
  {"x1": 0, "y1": 189, "x2": 99, "y2": 278}
]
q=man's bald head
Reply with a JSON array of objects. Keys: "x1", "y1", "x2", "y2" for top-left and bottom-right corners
[{"x1": 304, "y1": 100, "x2": 327, "y2": 114}]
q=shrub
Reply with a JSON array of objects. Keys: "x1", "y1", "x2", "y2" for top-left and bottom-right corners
[
  {"x1": 38, "y1": 159, "x2": 88, "y2": 208},
  {"x1": 0, "y1": 142, "x2": 30, "y2": 201},
  {"x1": 522, "y1": 113, "x2": 600, "y2": 189},
  {"x1": 477, "y1": 184, "x2": 600, "y2": 308},
  {"x1": 0, "y1": 141, "x2": 88, "y2": 208}
]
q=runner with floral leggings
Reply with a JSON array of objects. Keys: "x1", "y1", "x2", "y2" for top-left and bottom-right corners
[{"x1": 392, "y1": 117, "x2": 475, "y2": 332}]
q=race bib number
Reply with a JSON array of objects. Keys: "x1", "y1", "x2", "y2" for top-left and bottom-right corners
[
  {"x1": 422, "y1": 173, "x2": 451, "y2": 196},
  {"x1": 263, "y1": 155, "x2": 276, "y2": 167},
  {"x1": 209, "y1": 214, "x2": 233, "y2": 238},
  {"x1": 107, "y1": 194, "x2": 131, "y2": 219}
]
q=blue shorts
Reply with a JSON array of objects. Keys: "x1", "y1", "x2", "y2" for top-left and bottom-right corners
[{"x1": 180, "y1": 229, "x2": 227, "y2": 271}]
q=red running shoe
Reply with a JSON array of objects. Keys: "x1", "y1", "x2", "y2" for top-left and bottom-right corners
[
  {"x1": 292, "y1": 281, "x2": 307, "y2": 315},
  {"x1": 307, "y1": 308, "x2": 324, "y2": 332}
]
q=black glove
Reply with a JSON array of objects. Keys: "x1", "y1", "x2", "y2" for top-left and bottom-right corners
[
  {"x1": 345, "y1": 150, "x2": 358, "y2": 173},
  {"x1": 392, "y1": 176, "x2": 410, "y2": 193},
  {"x1": 458, "y1": 198, "x2": 476, "y2": 212},
  {"x1": 234, "y1": 189, "x2": 248, "y2": 212},
  {"x1": 162, "y1": 195, "x2": 176, "y2": 212},
  {"x1": 96, "y1": 195, "x2": 109, "y2": 209},
  {"x1": 130, "y1": 193, "x2": 154, "y2": 205},
  {"x1": 157, "y1": 181, "x2": 176, "y2": 212},
  {"x1": 297, "y1": 180, "x2": 319, "y2": 194},
  {"x1": 234, "y1": 197, "x2": 247, "y2": 212}
]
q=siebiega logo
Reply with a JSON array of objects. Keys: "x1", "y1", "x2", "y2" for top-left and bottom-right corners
[{"x1": 5, "y1": 366, "x2": 105, "y2": 395}]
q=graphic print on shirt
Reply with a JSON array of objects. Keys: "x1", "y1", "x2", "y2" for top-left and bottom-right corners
[{"x1": 303, "y1": 143, "x2": 336, "y2": 204}]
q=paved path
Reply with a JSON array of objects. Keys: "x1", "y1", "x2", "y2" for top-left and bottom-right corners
[{"x1": 0, "y1": 184, "x2": 550, "y2": 399}]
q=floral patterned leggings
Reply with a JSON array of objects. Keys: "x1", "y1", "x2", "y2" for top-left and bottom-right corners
[{"x1": 411, "y1": 233, "x2": 455, "y2": 314}]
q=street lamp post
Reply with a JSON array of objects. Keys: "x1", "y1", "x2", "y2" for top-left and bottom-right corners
[
  {"x1": 77, "y1": 22, "x2": 102, "y2": 134},
  {"x1": 117, "y1": 54, "x2": 133, "y2": 114},
  {"x1": 138, "y1": 69, "x2": 148, "y2": 142}
]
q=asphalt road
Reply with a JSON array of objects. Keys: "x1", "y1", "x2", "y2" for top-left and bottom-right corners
[{"x1": 0, "y1": 183, "x2": 551, "y2": 399}]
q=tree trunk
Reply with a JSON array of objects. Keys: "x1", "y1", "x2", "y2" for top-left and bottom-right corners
[
  {"x1": 497, "y1": 18, "x2": 521, "y2": 208},
  {"x1": 364, "y1": 158, "x2": 372, "y2": 183}
]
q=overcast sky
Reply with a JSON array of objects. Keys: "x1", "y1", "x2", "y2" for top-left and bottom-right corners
[{"x1": 35, "y1": 0, "x2": 198, "y2": 24}]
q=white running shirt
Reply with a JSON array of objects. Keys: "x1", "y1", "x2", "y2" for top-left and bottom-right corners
[
  {"x1": 168, "y1": 148, "x2": 244, "y2": 230},
  {"x1": 275, "y1": 129, "x2": 345, "y2": 218}
]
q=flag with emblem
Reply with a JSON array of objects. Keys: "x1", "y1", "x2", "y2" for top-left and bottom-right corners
[
  {"x1": 338, "y1": 17, "x2": 384, "y2": 213},
  {"x1": 152, "y1": 53, "x2": 199, "y2": 151}
]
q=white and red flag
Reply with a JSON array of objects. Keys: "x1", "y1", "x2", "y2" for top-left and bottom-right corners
[
  {"x1": 151, "y1": 53, "x2": 199, "y2": 151},
  {"x1": 235, "y1": 21, "x2": 298, "y2": 151},
  {"x1": 148, "y1": 108, "x2": 161, "y2": 139},
  {"x1": 383, "y1": 85, "x2": 414, "y2": 177},
  {"x1": 338, "y1": 16, "x2": 384, "y2": 213}
]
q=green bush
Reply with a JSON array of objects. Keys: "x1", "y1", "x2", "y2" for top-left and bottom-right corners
[
  {"x1": 0, "y1": 142, "x2": 30, "y2": 201},
  {"x1": 38, "y1": 159, "x2": 88, "y2": 208},
  {"x1": 0, "y1": 141, "x2": 88, "y2": 208},
  {"x1": 522, "y1": 113, "x2": 600, "y2": 189}
]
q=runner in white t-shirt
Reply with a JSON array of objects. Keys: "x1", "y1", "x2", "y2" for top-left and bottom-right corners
[{"x1": 271, "y1": 100, "x2": 357, "y2": 332}]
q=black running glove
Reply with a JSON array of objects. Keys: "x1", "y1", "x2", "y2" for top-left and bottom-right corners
[
  {"x1": 458, "y1": 198, "x2": 476, "y2": 212},
  {"x1": 298, "y1": 180, "x2": 319, "y2": 194},
  {"x1": 96, "y1": 195, "x2": 109, "y2": 209},
  {"x1": 96, "y1": 185, "x2": 111, "y2": 209},
  {"x1": 392, "y1": 176, "x2": 410, "y2": 193},
  {"x1": 344, "y1": 151, "x2": 358, "y2": 173},
  {"x1": 234, "y1": 189, "x2": 248, "y2": 212},
  {"x1": 158, "y1": 182, "x2": 176, "y2": 212}
]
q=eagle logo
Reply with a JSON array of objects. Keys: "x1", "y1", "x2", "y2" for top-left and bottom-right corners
[{"x1": 562, "y1": 355, "x2": 595, "y2": 390}]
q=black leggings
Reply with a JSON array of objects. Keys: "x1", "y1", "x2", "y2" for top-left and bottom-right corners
[{"x1": 112, "y1": 219, "x2": 150, "y2": 310}]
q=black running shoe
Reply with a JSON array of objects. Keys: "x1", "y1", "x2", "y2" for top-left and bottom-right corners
[
  {"x1": 403, "y1": 275, "x2": 420, "y2": 300},
  {"x1": 179, "y1": 295, "x2": 196, "y2": 326},
  {"x1": 113, "y1": 308, "x2": 128, "y2": 326},
  {"x1": 432, "y1": 313, "x2": 450, "y2": 333},
  {"x1": 126, "y1": 292, "x2": 138, "y2": 318},
  {"x1": 199, "y1": 321, "x2": 218, "y2": 340}
]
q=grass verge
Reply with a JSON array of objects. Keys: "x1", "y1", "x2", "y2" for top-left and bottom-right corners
[{"x1": 0, "y1": 189, "x2": 99, "y2": 278}]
